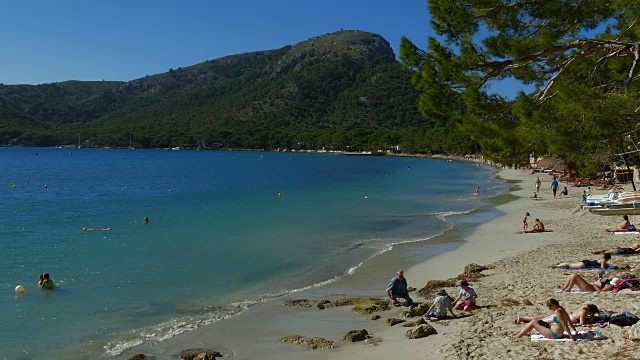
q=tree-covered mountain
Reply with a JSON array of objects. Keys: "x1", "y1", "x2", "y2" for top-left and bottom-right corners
[{"x1": 0, "y1": 30, "x2": 471, "y2": 152}]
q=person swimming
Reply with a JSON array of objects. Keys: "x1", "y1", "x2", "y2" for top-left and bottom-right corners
[{"x1": 41, "y1": 272, "x2": 54, "y2": 290}]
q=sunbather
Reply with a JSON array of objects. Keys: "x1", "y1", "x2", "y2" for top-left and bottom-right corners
[
  {"x1": 524, "y1": 219, "x2": 545, "y2": 233},
  {"x1": 553, "y1": 254, "x2": 611, "y2": 269},
  {"x1": 592, "y1": 243, "x2": 640, "y2": 255},
  {"x1": 515, "y1": 304, "x2": 600, "y2": 326},
  {"x1": 606, "y1": 215, "x2": 632, "y2": 232},
  {"x1": 559, "y1": 273, "x2": 619, "y2": 292},
  {"x1": 513, "y1": 298, "x2": 577, "y2": 341}
]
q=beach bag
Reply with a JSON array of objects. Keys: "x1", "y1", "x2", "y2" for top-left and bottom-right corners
[
  {"x1": 609, "y1": 312, "x2": 639, "y2": 327},
  {"x1": 614, "y1": 279, "x2": 640, "y2": 292},
  {"x1": 630, "y1": 224, "x2": 636, "y2": 231}
]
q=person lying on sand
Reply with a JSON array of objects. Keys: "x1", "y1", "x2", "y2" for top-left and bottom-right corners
[
  {"x1": 513, "y1": 298, "x2": 577, "y2": 341},
  {"x1": 559, "y1": 273, "x2": 619, "y2": 292},
  {"x1": 553, "y1": 253, "x2": 611, "y2": 269},
  {"x1": 515, "y1": 304, "x2": 600, "y2": 326},
  {"x1": 424, "y1": 289, "x2": 456, "y2": 321},
  {"x1": 606, "y1": 215, "x2": 632, "y2": 232},
  {"x1": 592, "y1": 243, "x2": 640, "y2": 255},
  {"x1": 524, "y1": 219, "x2": 545, "y2": 233}
]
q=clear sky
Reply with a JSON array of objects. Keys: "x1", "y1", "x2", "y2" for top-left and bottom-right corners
[{"x1": 0, "y1": 0, "x2": 432, "y2": 85}]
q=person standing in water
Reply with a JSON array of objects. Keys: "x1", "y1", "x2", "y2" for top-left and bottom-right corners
[
  {"x1": 474, "y1": 186, "x2": 480, "y2": 195},
  {"x1": 144, "y1": 217, "x2": 149, "y2": 223}
]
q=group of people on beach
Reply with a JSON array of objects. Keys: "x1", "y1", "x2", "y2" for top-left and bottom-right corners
[{"x1": 385, "y1": 270, "x2": 478, "y2": 322}]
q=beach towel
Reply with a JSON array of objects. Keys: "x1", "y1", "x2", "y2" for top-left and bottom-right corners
[
  {"x1": 531, "y1": 331, "x2": 607, "y2": 342},
  {"x1": 613, "y1": 231, "x2": 640, "y2": 235},
  {"x1": 561, "y1": 266, "x2": 617, "y2": 271},
  {"x1": 555, "y1": 289, "x2": 596, "y2": 294}
]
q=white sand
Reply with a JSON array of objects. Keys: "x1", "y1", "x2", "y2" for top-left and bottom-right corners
[{"x1": 123, "y1": 168, "x2": 640, "y2": 359}]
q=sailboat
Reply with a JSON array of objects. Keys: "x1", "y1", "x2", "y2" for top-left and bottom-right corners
[
  {"x1": 77, "y1": 133, "x2": 81, "y2": 148},
  {"x1": 128, "y1": 134, "x2": 134, "y2": 150}
]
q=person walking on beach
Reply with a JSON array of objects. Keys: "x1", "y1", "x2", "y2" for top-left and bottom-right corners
[
  {"x1": 386, "y1": 270, "x2": 413, "y2": 307},
  {"x1": 523, "y1": 212, "x2": 530, "y2": 231},
  {"x1": 551, "y1": 176, "x2": 559, "y2": 198},
  {"x1": 535, "y1": 177, "x2": 541, "y2": 194}
]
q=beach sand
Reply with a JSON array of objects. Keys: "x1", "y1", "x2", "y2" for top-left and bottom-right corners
[{"x1": 124, "y1": 168, "x2": 640, "y2": 359}]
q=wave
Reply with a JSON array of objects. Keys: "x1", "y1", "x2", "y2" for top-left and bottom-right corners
[
  {"x1": 432, "y1": 209, "x2": 476, "y2": 221},
  {"x1": 103, "y1": 227, "x2": 457, "y2": 356}
]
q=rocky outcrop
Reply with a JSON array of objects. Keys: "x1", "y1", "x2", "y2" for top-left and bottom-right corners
[
  {"x1": 128, "y1": 355, "x2": 146, "y2": 360},
  {"x1": 402, "y1": 317, "x2": 428, "y2": 327},
  {"x1": 369, "y1": 314, "x2": 381, "y2": 320},
  {"x1": 401, "y1": 302, "x2": 431, "y2": 317},
  {"x1": 179, "y1": 348, "x2": 222, "y2": 360},
  {"x1": 342, "y1": 329, "x2": 369, "y2": 342},
  {"x1": 384, "y1": 318, "x2": 406, "y2": 326},
  {"x1": 406, "y1": 324, "x2": 438, "y2": 339},
  {"x1": 333, "y1": 297, "x2": 390, "y2": 315},
  {"x1": 281, "y1": 335, "x2": 336, "y2": 350}
]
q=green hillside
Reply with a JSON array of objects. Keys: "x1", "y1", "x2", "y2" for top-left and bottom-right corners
[{"x1": 0, "y1": 30, "x2": 463, "y2": 152}]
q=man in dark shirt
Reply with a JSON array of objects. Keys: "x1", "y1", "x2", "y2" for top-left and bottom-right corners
[{"x1": 386, "y1": 270, "x2": 413, "y2": 306}]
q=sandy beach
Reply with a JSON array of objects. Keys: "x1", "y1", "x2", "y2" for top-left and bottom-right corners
[{"x1": 124, "y1": 167, "x2": 640, "y2": 359}]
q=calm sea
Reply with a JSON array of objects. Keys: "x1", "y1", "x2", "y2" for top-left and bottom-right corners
[{"x1": 0, "y1": 148, "x2": 504, "y2": 359}]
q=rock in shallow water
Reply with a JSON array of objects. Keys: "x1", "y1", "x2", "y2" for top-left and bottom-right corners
[
  {"x1": 342, "y1": 329, "x2": 369, "y2": 342},
  {"x1": 385, "y1": 318, "x2": 406, "y2": 326}
]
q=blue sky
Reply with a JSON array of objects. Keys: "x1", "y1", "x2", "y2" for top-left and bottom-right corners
[{"x1": 0, "y1": 0, "x2": 528, "y2": 96}]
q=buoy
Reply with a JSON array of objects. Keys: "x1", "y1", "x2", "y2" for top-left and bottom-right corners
[
  {"x1": 11, "y1": 185, "x2": 16, "y2": 188},
  {"x1": 278, "y1": 193, "x2": 282, "y2": 197},
  {"x1": 122, "y1": 188, "x2": 125, "y2": 191},
  {"x1": 43, "y1": 185, "x2": 48, "y2": 189},
  {"x1": 168, "y1": 189, "x2": 172, "y2": 192},
  {"x1": 15, "y1": 285, "x2": 24, "y2": 294},
  {"x1": 364, "y1": 196, "x2": 368, "y2": 199}
]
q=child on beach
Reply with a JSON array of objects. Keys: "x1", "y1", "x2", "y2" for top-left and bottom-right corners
[
  {"x1": 582, "y1": 190, "x2": 587, "y2": 204},
  {"x1": 424, "y1": 289, "x2": 456, "y2": 321},
  {"x1": 523, "y1": 212, "x2": 530, "y2": 231},
  {"x1": 452, "y1": 280, "x2": 477, "y2": 312}
]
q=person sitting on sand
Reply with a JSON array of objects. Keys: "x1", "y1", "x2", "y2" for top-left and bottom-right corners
[
  {"x1": 513, "y1": 298, "x2": 577, "y2": 341},
  {"x1": 41, "y1": 272, "x2": 54, "y2": 290},
  {"x1": 559, "y1": 187, "x2": 568, "y2": 196},
  {"x1": 424, "y1": 289, "x2": 456, "y2": 321},
  {"x1": 592, "y1": 243, "x2": 640, "y2": 255},
  {"x1": 606, "y1": 215, "x2": 633, "y2": 232},
  {"x1": 553, "y1": 253, "x2": 611, "y2": 269},
  {"x1": 560, "y1": 273, "x2": 619, "y2": 292},
  {"x1": 524, "y1": 219, "x2": 545, "y2": 233},
  {"x1": 386, "y1": 270, "x2": 413, "y2": 307},
  {"x1": 515, "y1": 304, "x2": 600, "y2": 326},
  {"x1": 452, "y1": 280, "x2": 477, "y2": 312}
]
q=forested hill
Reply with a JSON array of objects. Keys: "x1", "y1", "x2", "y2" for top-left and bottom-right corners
[{"x1": 0, "y1": 30, "x2": 472, "y2": 152}]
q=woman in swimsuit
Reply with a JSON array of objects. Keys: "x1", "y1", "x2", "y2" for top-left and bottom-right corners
[
  {"x1": 515, "y1": 304, "x2": 600, "y2": 326},
  {"x1": 513, "y1": 299, "x2": 577, "y2": 341},
  {"x1": 560, "y1": 273, "x2": 619, "y2": 292},
  {"x1": 606, "y1": 215, "x2": 631, "y2": 232},
  {"x1": 553, "y1": 253, "x2": 611, "y2": 269}
]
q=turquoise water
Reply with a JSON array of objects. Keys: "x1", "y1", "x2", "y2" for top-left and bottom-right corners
[{"x1": 0, "y1": 148, "x2": 503, "y2": 359}]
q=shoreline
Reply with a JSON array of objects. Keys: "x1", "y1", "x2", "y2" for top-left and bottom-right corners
[
  {"x1": 113, "y1": 166, "x2": 518, "y2": 359},
  {"x1": 119, "y1": 167, "x2": 633, "y2": 360}
]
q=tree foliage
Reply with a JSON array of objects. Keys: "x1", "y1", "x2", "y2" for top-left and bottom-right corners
[{"x1": 401, "y1": 0, "x2": 640, "y2": 174}]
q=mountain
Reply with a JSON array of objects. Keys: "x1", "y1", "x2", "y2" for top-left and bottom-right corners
[{"x1": 0, "y1": 30, "x2": 428, "y2": 150}]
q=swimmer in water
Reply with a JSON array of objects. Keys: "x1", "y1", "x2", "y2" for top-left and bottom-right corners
[{"x1": 144, "y1": 217, "x2": 149, "y2": 223}]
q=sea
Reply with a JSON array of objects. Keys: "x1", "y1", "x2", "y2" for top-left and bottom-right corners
[{"x1": 0, "y1": 148, "x2": 506, "y2": 359}]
